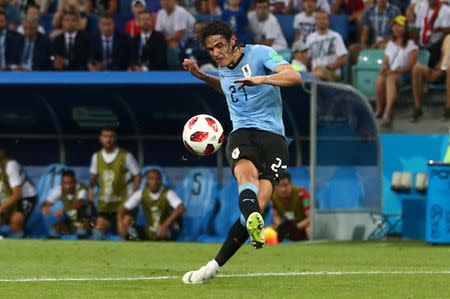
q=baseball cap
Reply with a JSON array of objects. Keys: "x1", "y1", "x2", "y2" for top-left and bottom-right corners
[
  {"x1": 291, "y1": 40, "x2": 308, "y2": 52},
  {"x1": 131, "y1": 0, "x2": 147, "y2": 8},
  {"x1": 392, "y1": 15, "x2": 407, "y2": 26}
]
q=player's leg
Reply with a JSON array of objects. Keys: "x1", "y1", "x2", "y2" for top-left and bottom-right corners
[{"x1": 9, "y1": 211, "x2": 26, "y2": 238}]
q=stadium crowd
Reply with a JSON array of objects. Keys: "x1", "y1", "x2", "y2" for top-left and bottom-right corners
[{"x1": 0, "y1": 0, "x2": 449, "y2": 124}]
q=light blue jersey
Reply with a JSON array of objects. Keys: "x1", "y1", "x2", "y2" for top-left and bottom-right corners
[{"x1": 218, "y1": 44, "x2": 289, "y2": 137}]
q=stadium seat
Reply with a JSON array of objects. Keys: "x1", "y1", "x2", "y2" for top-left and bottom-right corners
[
  {"x1": 40, "y1": 14, "x2": 53, "y2": 34},
  {"x1": 329, "y1": 14, "x2": 349, "y2": 43},
  {"x1": 288, "y1": 167, "x2": 310, "y2": 190},
  {"x1": 87, "y1": 15, "x2": 99, "y2": 34},
  {"x1": 352, "y1": 49, "x2": 384, "y2": 100},
  {"x1": 275, "y1": 15, "x2": 295, "y2": 47},
  {"x1": 36, "y1": 163, "x2": 68, "y2": 202},
  {"x1": 176, "y1": 168, "x2": 219, "y2": 241},
  {"x1": 198, "y1": 178, "x2": 240, "y2": 242},
  {"x1": 316, "y1": 167, "x2": 365, "y2": 209}
]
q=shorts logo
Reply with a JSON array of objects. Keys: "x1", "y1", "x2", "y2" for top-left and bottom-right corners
[
  {"x1": 271, "y1": 158, "x2": 288, "y2": 178},
  {"x1": 232, "y1": 147, "x2": 240, "y2": 160},
  {"x1": 241, "y1": 64, "x2": 252, "y2": 78}
]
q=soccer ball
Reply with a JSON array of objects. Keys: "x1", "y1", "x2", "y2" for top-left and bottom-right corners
[{"x1": 182, "y1": 114, "x2": 224, "y2": 156}]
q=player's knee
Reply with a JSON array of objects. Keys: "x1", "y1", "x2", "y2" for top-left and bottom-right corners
[
  {"x1": 95, "y1": 217, "x2": 109, "y2": 232},
  {"x1": 10, "y1": 212, "x2": 25, "y2": 232}
]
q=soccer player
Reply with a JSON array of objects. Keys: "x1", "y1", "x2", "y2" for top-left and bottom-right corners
[
  {"x1": 0, "y1": 147, "x2": 38, "y2": 238},
  {"x1": 41, "y1": 169, "x2": 92, "y2": 238},
  {"x1": 118, "y1": 169, "x2": 185, "y2": 240},
  {"x1": 88, "y1": 127, "x2": 141, "y2": 240},
  {"x1": 182, "y1": 20, "x2": 301, "y2": 284}
]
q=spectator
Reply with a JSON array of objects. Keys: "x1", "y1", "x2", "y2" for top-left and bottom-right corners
[
  {"x1": 375, "y1": 15, "x2": 418, "y2": 128},
  {"x1": 221, "y1": 0, "x2": 251, "y2": 43},
  {"x1": 293, "y1": 0, "x2": 316, "y2": 44},
  {"x1": 194, "y1": 0, "x2": 220, "y2": 15},
  {"x1": 413, "y1": 0, "x2": 450, "y2": 73},
  {"x1": 179, "y1": 20, "x2": 217, "y2": 71},
  {"x1": 50, "y1": 0, "x2": 88, "y2": 39},
  {"x1": 411, "y1": 35, "x2": 450, "y2": 122},
  {"x1": 271, "y1": 0, "x2": 286, "y2": 15},
  {"x1": 0, "y1": 0, "x2": 20, "y2": 31},
  {"x1": 41, "y1": 170, "x2": 93, "y2": 238},
  {"x1": 290, "y1": 39, "x2": 309, "y2": 71},
  {"x1": 331, "y1": 0, "x2": 364, "y2": 43},
  {"x1": 118, "y1": 169, "x2": 185, "y2": 240},
  {"x1": 348, "y1": 0, "x2": 401, "y2": 65},
  {"x1": 91, "y1": 0, "x2": 118, "y2": 14},
  {"x1": 88, "y1": 127, "x2": 141, "y2": 240},
  {"x1": 155, "y1": 0, "x2": 196, "y2": 49},
  {"x1": 89, "y1": 12, "x2": 131, "y2": 71},
  {"x1": 51, "y1": 11, "x2": 90, "y2": 70},
  {"x1": 14, "y1": 16, "x2": 52, "y2": 71},
  {"x1": 271, "y1": 172, "x2": 311, "y2": 242},
  {"x1": 218, "y1": 0, "x2": 251, "y2": 12},
  {"x1": 17, "y1": 5, "x2": 46, "y2": 35},
  {"x1": 248, "y1": 0, "x2": 288, "y2": 51},
  {"x1": 0, "y1": 147, "x2": 38, "y2": 238},
  {"x1": 125, "y1": 0, "x2": 146, "y2": 37},
  {"x1": 130, "y1": 11, "x2": 168, "y2": 71},
  {"x1": 307, "y1": 10, "x2": 348, "y2": 81},
  {"x1": 0, "y1": 11, "x2": 22, "y2": 70},
  {"x1": 285, "y1": 0, "x2": 330, "y2": 14}
]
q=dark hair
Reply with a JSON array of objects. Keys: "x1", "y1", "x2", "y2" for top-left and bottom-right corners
[
  {"x1": 392, "y1": 21, "x2": 410, "y2": 48},
  {"x1": 199, "y1": 20, "x2": 233, "y2": 45},
  {"x1": 25, "y1": 5, "x2": 39, "y2": 13},
  {"x1": 147, "y1": 168, "x2": 162, "y2": 178},
  {"x1": 100, "y1": 126, "x2": 117, "y2": 134},
  {"x1": 62, "y1": 169, "x2": 76, "y2": 179},
  {"x1": 62, "y1": 11, "x2": 79, "y2": 20},
  {"x1": 254, "y1": 0, "x2": 270, "y2": 5},
  {"x1": 278, "y1": 171, "x2": 292, "y2": 182},
  {"x1": 99, "y1": 11, "x2": 114, "y2": 20}
]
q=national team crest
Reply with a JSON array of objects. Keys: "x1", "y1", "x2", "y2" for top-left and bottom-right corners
[{"x1": 241, "y1": 64, "x2": 251, "y2": 78}]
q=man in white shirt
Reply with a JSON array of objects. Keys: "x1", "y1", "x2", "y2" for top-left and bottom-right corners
[
  {"x1": 88, "y1": 127, "x2": 141, "y2": 240},
  {"x1": 293, "y1": 0, "x2": 317, "y2": 43},
  {"x1": 118, "y1": 168, "x2": 185, "y2": 240},
  {"x1": 0, "y1": 147, "x2": 38, "y2": 238},
  {"x1": 248, "y1": 0, "x2": 288, "y2": 51},
  {"x1": 307, "y1": 10, "x2": 348, "y2": 81},
  {"x1": 155, "y1": 0, "x2": 196, "y2": 49}
]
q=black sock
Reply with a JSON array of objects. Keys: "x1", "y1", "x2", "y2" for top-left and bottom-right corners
[
  {"x1": 239, "y1": 185, "x2": 260, "y2": 220},
  {"x1": 214, "y1": 219, "x2": 249, "y2": 266}
]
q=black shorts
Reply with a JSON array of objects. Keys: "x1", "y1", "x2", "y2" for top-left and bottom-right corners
[
  {"x1": 225, "y1": 128, "x2": 289, "y2": 186},
  {"x1": 18, "y1": 196, "x2": 38, "y2": 220}
]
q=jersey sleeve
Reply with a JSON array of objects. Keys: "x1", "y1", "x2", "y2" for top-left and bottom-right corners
[
  {"x1": 46, "y1": 186, "x2": 62, "y2": 204},
  {"x1": 334, "y1": 33, "x2": 348, "y2": 57},
  {"x1": 6, "y1": 160, "x2": 23, "y2": 189},
  {"x1": 124, "y1": 190, "x2": 143, "y2": 210},
  {"x1": 89, "y1": 153, "x2": 97, "y2": 175},
  {"x1": 298, "y1": 188, "x2": 310, "y2": 212},
  {"x1": 257, "y1": 45, "x2": 289, "y2": 73},
  {"x1": 166, "y1": 190, "x2": 183, "y2": 209}
]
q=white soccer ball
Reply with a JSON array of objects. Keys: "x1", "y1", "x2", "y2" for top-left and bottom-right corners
[{"x1": 182, "y1": 114, "x2": 224, "y2": 156}]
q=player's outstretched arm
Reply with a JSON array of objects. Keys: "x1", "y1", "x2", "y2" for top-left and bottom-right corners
[
  {"x1": 183, "y1": 59, "x2": 223, "y2": 94},
  {"x1": 235, "y1": 64, "x2": 301, "y2": 87}
]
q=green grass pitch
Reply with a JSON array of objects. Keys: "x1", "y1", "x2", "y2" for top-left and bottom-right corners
[{"x1": 1, "y1": 239, "x2": 449, "y2": 298}]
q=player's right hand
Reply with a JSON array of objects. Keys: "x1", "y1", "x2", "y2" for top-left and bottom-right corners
[{"x1": 183, "y1": 59, "x2": 203, "y2": 79}]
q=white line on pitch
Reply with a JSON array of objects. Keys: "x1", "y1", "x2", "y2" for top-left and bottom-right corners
[{"x1": 1, "y1": 271, "x2": 450, "y2": 283}]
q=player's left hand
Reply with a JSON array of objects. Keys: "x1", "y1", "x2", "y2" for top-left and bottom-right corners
[
  {"x1": 234, "y1": 76, "x2": 265, "y2": 87},
  {"x1": 158, "y1": 224, "x2": 169, "y2": 239}
]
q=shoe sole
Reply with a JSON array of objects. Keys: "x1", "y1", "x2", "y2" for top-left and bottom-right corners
[{"x1": 246, "y1": 212, "x2": 265, "y2": 249}]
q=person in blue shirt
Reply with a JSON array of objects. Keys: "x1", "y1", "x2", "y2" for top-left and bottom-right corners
[
  {"x1": 182, "y1": 20, "x2": 301, "y2": 284},
  {"x1": 221, "y1": 0, "x2": 252, "y2": 44}
]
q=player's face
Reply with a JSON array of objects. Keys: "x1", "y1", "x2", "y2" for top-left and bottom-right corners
[
  {"x1": 99, "y1": 17, "x2": 114, "y2": 37},
  {"x1": 205, "y1": 35, "x2": 236, "y2": 67},
  {"x1": 147, "y1": 171, "x2": 162, "y2": 192},
  {"x1": 99, "y1": 130, "x2": 117, "y2": 151},
  {"x1": 315, "y1": 12, "x2": 329, "y2": 31},
  {"x1": 62, "y1": 175, "x2": 76, "y2": 194},
  {"x1": 275, "y1": 178, "x2": 292, "y2": 198}
]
